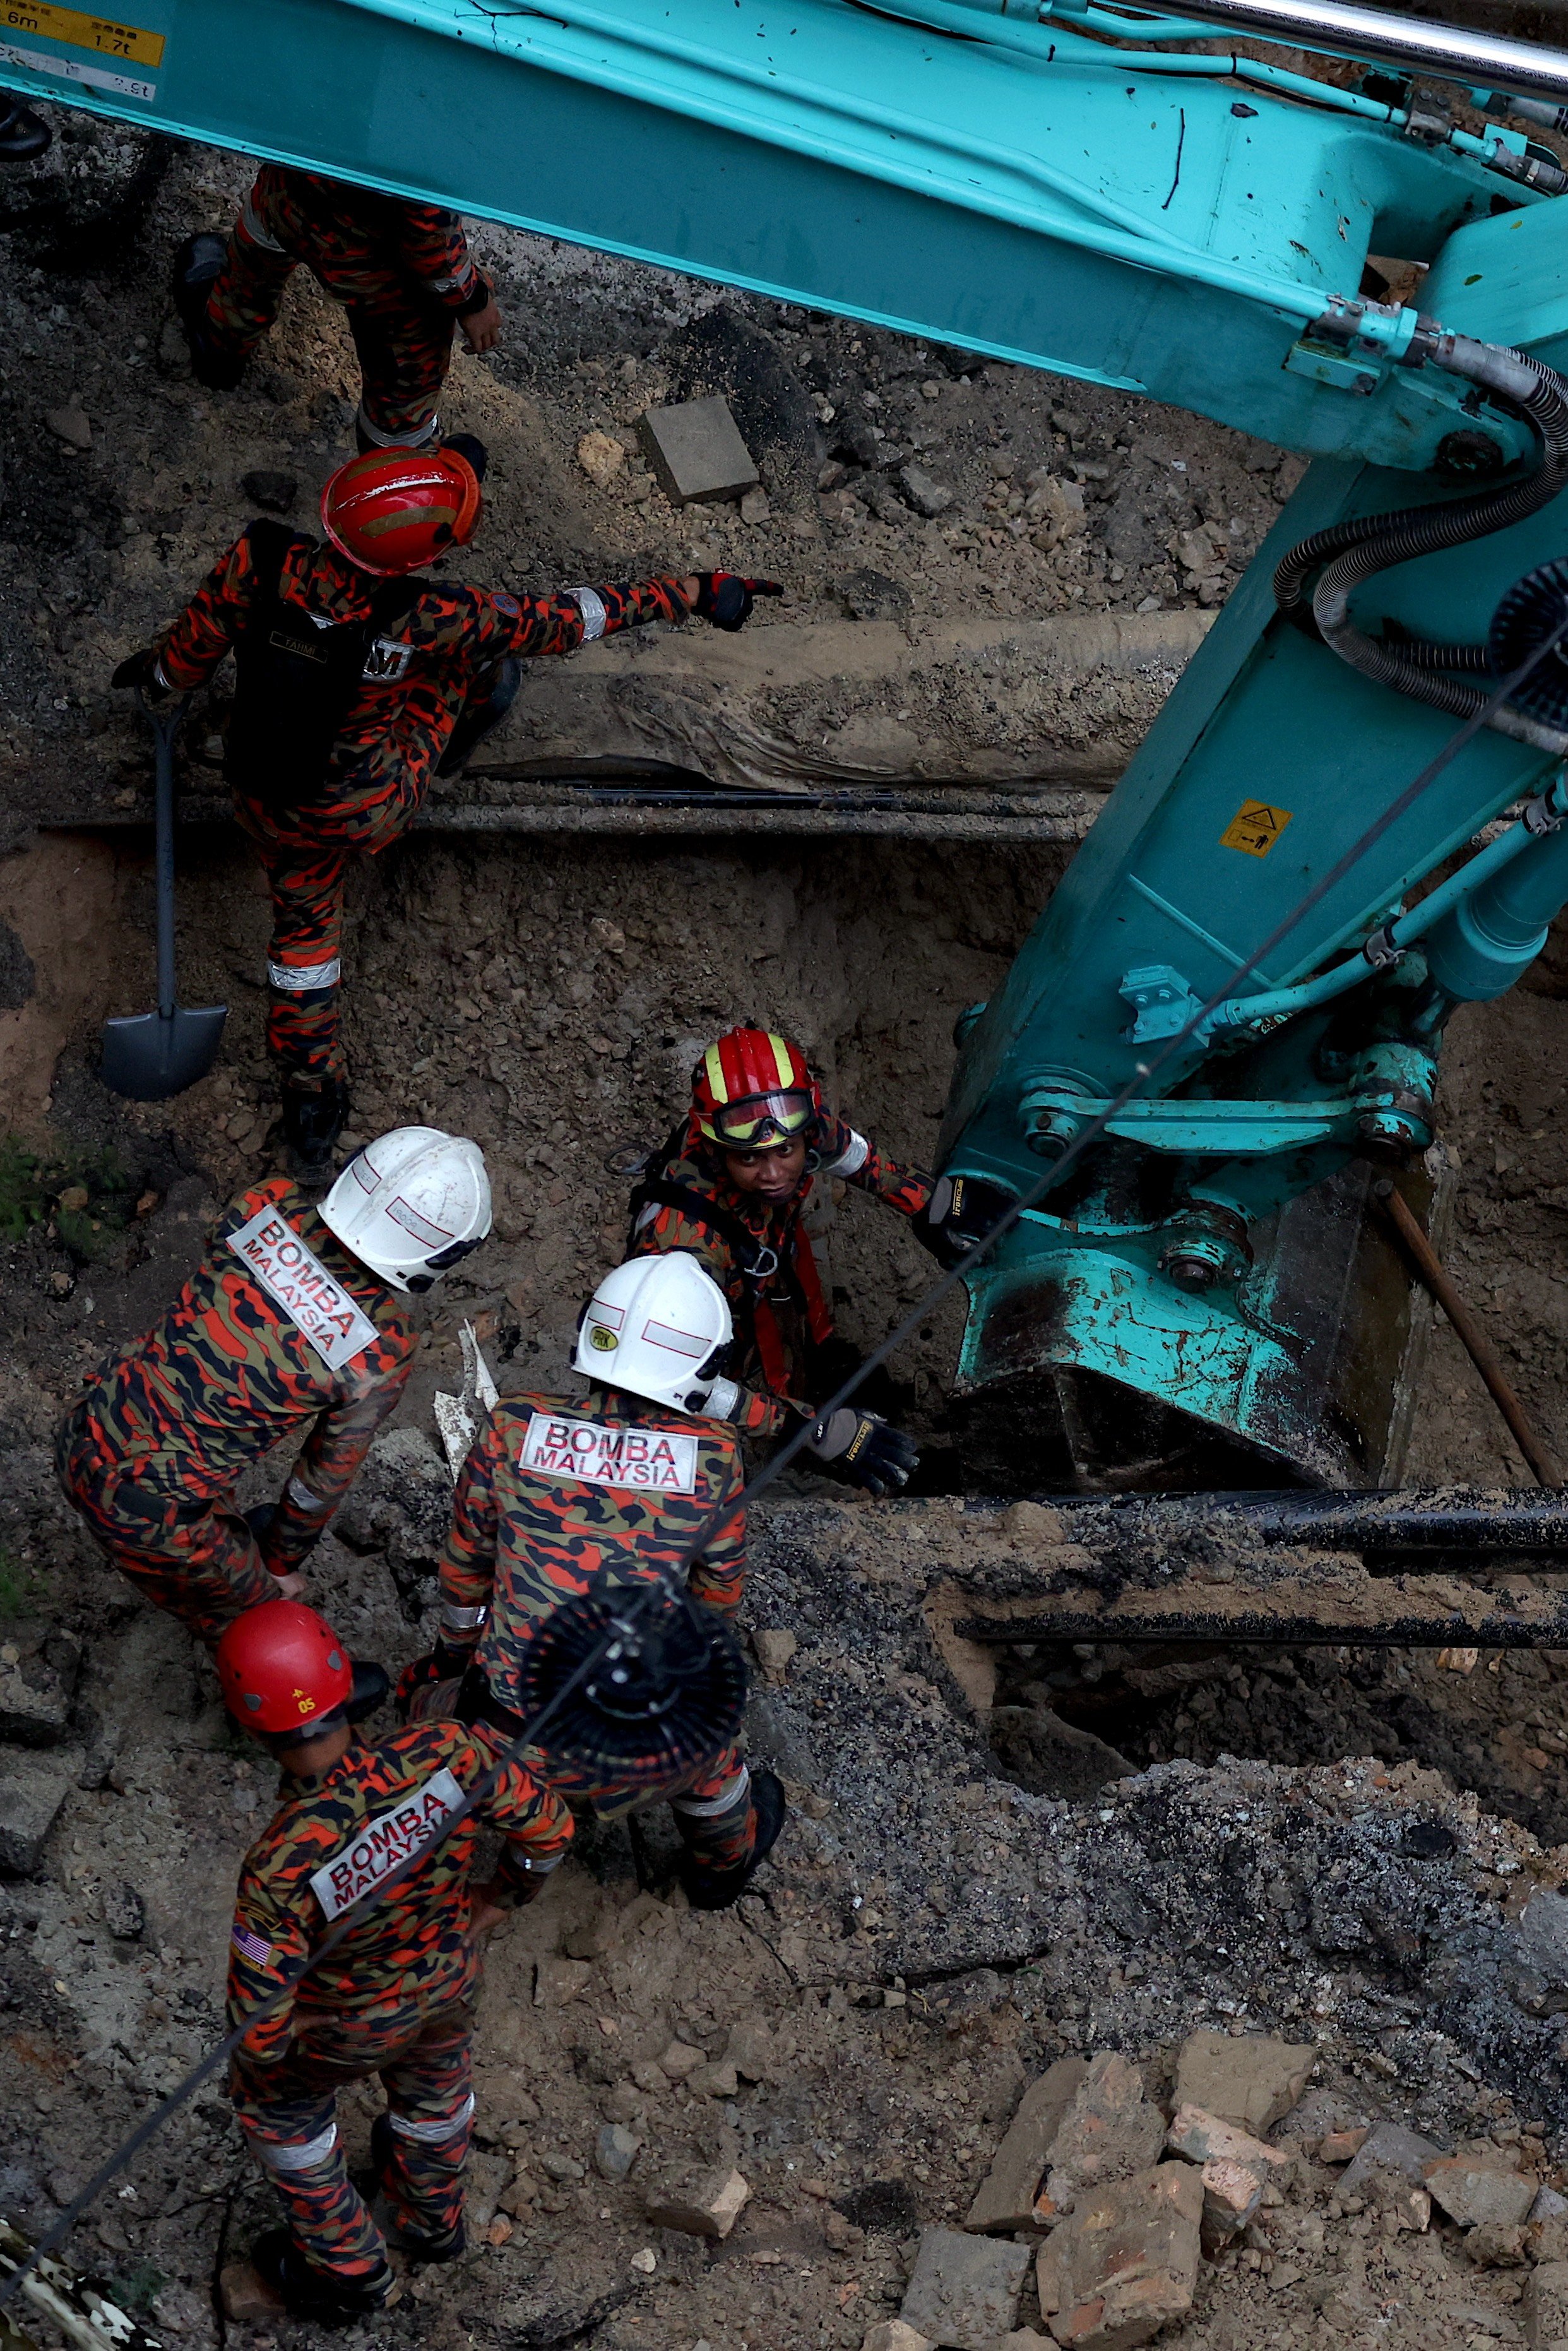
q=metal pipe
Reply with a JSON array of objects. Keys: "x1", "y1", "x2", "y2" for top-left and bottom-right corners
[
  {"x1": 1375, "y1": 1180, "x2": 1563, "y2": 1486},
  {"x1": 1050, "y1": 0, "x2": 1568, "y2": 100}
]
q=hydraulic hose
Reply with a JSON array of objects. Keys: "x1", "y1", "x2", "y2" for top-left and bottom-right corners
[{"x1": 1273, "y1": 338, "x2": 1568, "y2": 754}]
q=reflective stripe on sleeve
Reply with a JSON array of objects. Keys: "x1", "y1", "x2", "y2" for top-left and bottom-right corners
[
  {"x1": 566, "y1": 587, "x2": 608, "y2": 643},
  {"x1": 817, "y1": 1129, "x2": 870, "y2": 1178}
]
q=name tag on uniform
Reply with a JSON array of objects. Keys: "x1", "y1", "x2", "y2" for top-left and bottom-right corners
[
  {"x1": 521, "y1": 1411, "x2": 699, "y2": 1494},
  {"x1": 310, "y1": 1767, "x2": 464, "y2": 1920},
  {"x1": 228, "y1": 1206, "x2": 378, "y2": 1371}
]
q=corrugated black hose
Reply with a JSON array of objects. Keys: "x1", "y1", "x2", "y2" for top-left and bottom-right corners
[{"x1": 1273, "y1": 336, "x2": 1568, "y2": 753}]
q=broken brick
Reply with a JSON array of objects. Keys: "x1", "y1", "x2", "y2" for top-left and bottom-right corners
[
  {"x1": 1035, "y1": 2052, "x2": 1165, "y2": 2220},
  {"x1": 1318, "y1": 2128, "x2": 1370, "y2": 2165},
  {"x1": 1036, "y1": 2163, "x2": 1203, "y2": 2350},
  {"x1": 1173, "y1": 2030, "x2": 1314, "y2": 2136},
  {"x1": 643, "y1": 2165, "x2": 750, "y2": 2241},
  {"x1": 1165, "y1": 2104, "x2": 1293, "y2": 2249},
  {"x1": 967, "y1": 2057, "x2": 1091, "y2": 2233}
]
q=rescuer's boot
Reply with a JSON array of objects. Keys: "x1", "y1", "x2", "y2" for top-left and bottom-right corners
[
  {"x1": 250, "y1": 2229, "x2": 393, "y2": 2324},
  {"x1": 170, "y1": 234, "x2": 248, "y2": 390},
  {"x1": 679, "y1": 1770, "x2": 787, "y2": 1913},
  {"x1": 281, "y1": 1077, "x2": 349, "y2": 1189}
]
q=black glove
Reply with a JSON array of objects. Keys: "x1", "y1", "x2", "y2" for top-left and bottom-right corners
[
  {"x1": 806, "y1": 1407, "x2": 918, "y2": 1497},
  {"x1": 111, "y1": 647, "x2": 167, "y2": 694},
  {"x1": 395, "y1": 1643, "x2": 468, "y2": 1723},
  {"x1": 691, "y1": 572, "x2": 783, "y2": 632},
  {"x1": 915, "y1": 1174, "x2": 1017, "y2": 1268}
]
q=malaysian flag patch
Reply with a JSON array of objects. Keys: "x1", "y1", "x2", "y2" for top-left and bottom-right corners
[{"x1": 232, "y1": 1925, "x2": 274, "y2": 1967}]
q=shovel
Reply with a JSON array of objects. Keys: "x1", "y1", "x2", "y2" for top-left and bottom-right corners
[{"x1": 100, "y1": 692, "x2": 227, "y2": 1100}]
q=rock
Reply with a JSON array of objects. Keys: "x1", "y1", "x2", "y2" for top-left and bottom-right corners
[
  {"x1": 1035, "y1": 2164, "x2": 1203, "y2": 2350},
  {"x1": 0, "y1": 1747, "x2": 81, "y2": 1876},
  {"x1": 862, "y1": 2325, "x2": 935, "y2": 2351},
  {"x1": 1036, "y1": 2052, "x2": 1165, "y2": 2220},
  {"x1": 218, "y1": 2263, "x2": 286, "y2": 2321},
  {"x1": 1463, "y1": 2221, "x2": 1531, "y2": 2268},
  {"x1": 1519, "y1": 1891, "x2": 1568, "y2": 1987},
  {"x1": 832, "y1": 568, "x2": 912, "y2": 621},
  {"x1": 739, "y1": 487, "x2": 770, "y2": 525},
  {"x1": 1423, "y1": 2153, "x2": 1539, "y2": 2230},
  {"x1": 631, "y1": 2059, "x2": 667, "y2": 2094},
  {"x1": 576, "y1": 431, "x2": 627, "y2": 489},
  {"x1": 594, "y1": 2123, "x2": 641, "y2": 2181},
  {"x1": 1525, "y1": 2260, "x2": 1568, "y2": 2347},
  {"x1": 723, "y1": 2018, "x2": 775, "y2": 2081},
  {"x1": 658, "y1": 2039, "x2": 705, "y2": 2080},
  {"x1": 497, "y1": 2167, "x2": 537, "y2": 2217},
  {"x1": 0, "y1": 1622, "x2": 78, "y2": 1745},
  {"x1": 752, "y1": 1629, "x2": 798, "y2": 1683},
  {"x1": 1164, "y1": 2104, "x2": 1293, "y2": 2249},
  {"x1": 1318, "y1": 2127, "x2": 1369, "y2": 2164},
  {"x1": 644, "y1": 2164, "x2": 751, "y2": 2241},
  {"x1": 1173, "y1": 2029, "x2": 1314, "y2": 2135},
  {"x1": 47, "y1": 405, "x2": 92, "y2": 451},
  {"x1": 240, "y1": 468, "x2": 297, "y2": 512},
  {"x1": 1339, "y1": 2122, "x2": 1445, "y2": 2200},
  {"x1": 101, "y1": 1881, "x2": 145, "y2": 1941},
  {"x1": 967, "y1": 2057, "x2": 1091, "y2": 2232},
  {"x1": 900, "y1": 2226, "x2": 1030, "y2": 2351},
  {"x1": 538, "y1": 2151, "x2": 586, "y2": 2182},
  {"x1": 989, "y1": 1707, "x2": 1132, "y2": 1804},
  {"x1": 687, "y1": 2059, "x2": 740, "y2": 2098},
  {"x1": 1025, "y1": 475, "x2": 1086, "y2": 551},
  {"x1": 899, "y1": 463, "x2": 953, "y2": 518},
  {"x1": 638, "y1": 396, "x2": 757, "y2": 505}
]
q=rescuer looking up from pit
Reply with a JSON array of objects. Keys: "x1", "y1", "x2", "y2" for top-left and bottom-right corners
[
  {"x1": 56, "y1": 1128, "x2": 490, "y2": 1656},
  {"x1": 401, "y1": 1253, "x2": 786, "y2": 1913},
  {"x1": 626, "y1": 1025, "x2": 953, "y2": 1494},
  {"x1": 170, "y1": 165, "x2": 503, "y2": 453},
  {"x1": 218, "y1": 1599, "x2": 571, "y2": 2323},
  {"x1": 110, "y1": 441, "x2": 782, "y2": 1180}
]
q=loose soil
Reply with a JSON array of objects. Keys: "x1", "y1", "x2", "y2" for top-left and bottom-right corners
[{"x1": 4, "y1": 106, "x2": 1568, "y2": 2351}]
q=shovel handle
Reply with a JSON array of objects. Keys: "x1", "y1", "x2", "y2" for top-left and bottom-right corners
[{"x1": 137, "y1": 689, "x2": 189, "y2": 1021}]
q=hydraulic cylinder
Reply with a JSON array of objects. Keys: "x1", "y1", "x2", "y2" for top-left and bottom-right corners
[{"x1": 1422, "y1": 814, "x2": 1568, "y2": 1001}]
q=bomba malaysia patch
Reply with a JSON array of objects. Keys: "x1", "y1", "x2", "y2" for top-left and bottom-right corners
[
  {"x1": 309, "y1": 1768, "x2": 465, "y2": 1920},
  {"x1": 227, "y1": 1206, "x2": 378, "y2": 1371},
  {"x1": 520, "y1": 1411, "x2": 699, "y2": 1494}
]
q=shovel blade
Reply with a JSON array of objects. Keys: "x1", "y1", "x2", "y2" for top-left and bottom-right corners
[{"x1": 100, "y1": 1004, "x2": 228, "y2": 1102}]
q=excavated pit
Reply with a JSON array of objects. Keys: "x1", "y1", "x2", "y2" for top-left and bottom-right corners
[{"x1": 9, "y1": 107, "x2": 1568, "y2": 2351}]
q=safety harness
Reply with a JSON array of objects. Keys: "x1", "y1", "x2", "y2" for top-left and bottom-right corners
[
  {"x1": 627, "y1": 1126, "x2": 833, "y2": 1400},
  {"x1": 225, "y1": 519, "x2": 424, "y2": 805}
]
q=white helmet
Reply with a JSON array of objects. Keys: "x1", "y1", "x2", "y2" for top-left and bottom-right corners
[
  {"x1": 320, "y1": 1126, "x2": 492, "y2": 1294},
  {"x1": 573, "y1": 1254, "x2": 741, "y2": 1417}
]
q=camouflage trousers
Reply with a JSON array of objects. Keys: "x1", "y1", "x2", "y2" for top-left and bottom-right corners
[
  {"x1": 202, "y1": 203, "x2": 456, "y2": 446},
  {"x1": 232, "y1": 1999, "x2": 474, "y2": 2292},
  {"x1": 56, "y1": 1415, "x2": 277, "y2": 1650}
]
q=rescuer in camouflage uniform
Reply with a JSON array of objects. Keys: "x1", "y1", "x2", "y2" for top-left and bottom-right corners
[
  {"x1": 218, "y1": 1600, "x2": 572, "y2": 2321},
  {"x1": 172, "y1": 165, "x2": 502, "y2": 449},
  {"x1": 405, "y1": 1255, "x2": 786, "y2": 1909},
  {"x1": 56, "y1": 1131, "x2": 490, "y2": 1650}
]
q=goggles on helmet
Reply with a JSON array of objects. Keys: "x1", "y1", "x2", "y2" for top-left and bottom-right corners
[{"x1": 710, "y1": 1090, "x2": 816, "y2": 1150}]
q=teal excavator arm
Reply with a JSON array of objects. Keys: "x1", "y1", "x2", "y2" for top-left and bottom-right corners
[{"x1": 13, "y1": 0, "x2": 1568, "y2": 1488}]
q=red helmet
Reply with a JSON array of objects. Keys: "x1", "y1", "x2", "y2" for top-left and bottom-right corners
[
  {"x1": 692, "y1": 1027, "x2": 823, "y2": 1150},
  {"x1": 320, "y1": 444, "x2": 482, "y2": 576},
  {"x1": 217, "y1": 1600, "x2": 353, "y2": 1735}
]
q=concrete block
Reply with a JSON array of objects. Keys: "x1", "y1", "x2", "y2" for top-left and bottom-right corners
[
  {"x1": 862, "y1": 2325, "x2": 935, "y2": 2351},
  {"x1": 0, "y1": 1747, "x2": 81, "y2": 1875},
  {"x1": 1036, "y1": 2163, "x2": 1203, "y2": 2350},
  {"x1": 1524, "y1": 2259, "x2": 1568, "y2": 2348},
  {"x1": 0, "y1": 1621, "x2": 78, "y2": 1745},
  {"x1": 638, "y1": 396, "x2": 758, "y2": 506},
  {"x1": 900, "y1": 2225, "x2": 1031, "y2": 2351},
  {"x1": 1423, "y1": 2152, "x2": 1539, "y2": 2230},
  {"x1": 644, "y1": 2164, "x2": 751, "y2": 2240},
  {"x1": 968, "y1": 2057, "x2": 1091, "y2": 2232},
  {"x1": 1036, "y1": 2052, "x2": 1165, "y2": 2220},
  {"x1": 1165, "y1": 2104, "x2": 1292, "y2": 2249},
  {"x1": 1339, "y1": 2122, "x2": 1445, "y2": 2198},
  {"x1": 1173, "y1": 2029, "x2": 1314, "y2": 2135}
]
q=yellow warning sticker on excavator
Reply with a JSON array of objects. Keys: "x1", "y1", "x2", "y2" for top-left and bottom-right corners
[
  {"x1": 0, "y1": 1, "x2": 163, "y2": 66},
  {"x1": 1220, "y1": 799, "x2": 1293, "y2": 858}
]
